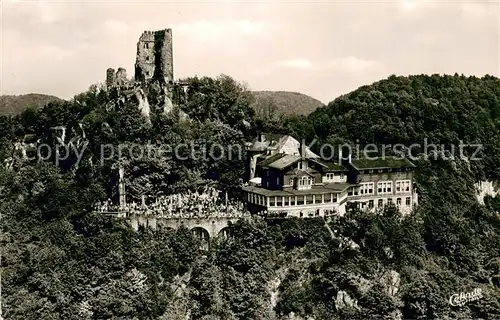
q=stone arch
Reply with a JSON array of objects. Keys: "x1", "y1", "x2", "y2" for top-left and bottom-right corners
[
  {"x1": 218, "y1": 227, "x2": 234, "y2": 240},
  {"x1": 191, "y1": 227, "x2": 210, "y2": 250}
]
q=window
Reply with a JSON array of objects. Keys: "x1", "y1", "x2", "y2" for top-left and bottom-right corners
[
  {"x1": 332, "y1": 194, "x2": 337, "y2": 202},
  {"x1": 146, "y1": 56, "x2": 150, "y2": 61},
  {"x1": 297, "y1": 196, "x2": 304, "y2": 205},
  {"x1": 369, "y1": 200, "x2": 374, "y2": 208},
  {"x1": 378, "y1": 199, "x2": 383, "y2": 207},
  {"x1": 298, "y1": 162, "x2": 302, "y2": 170},
  {"x1": 313, "y1": 195, "x2": 321, "y2": 204},
  {"x1": 144, "y1": 43, "x2": 149, "y2": 49},
  {"x1": 325, "y1": 194, "x2": 332, "y2": 203},
  {"x1": 396, "y1": 198, "x2": 402, "y2": 206},
  {"x1": 289, "y1": 178, "x2": 294, "y2": 186},
  {"x1": 291, "y1": 198, "x2": 296, "y2": 206},
  {"x1": 360, "y1": 182, "x2": 374, "y2": 195},
  {"x1": 369, "y1": 169, "x2": 374, "y2": 173},
  {"x1": 284, "y1": 197, "x2": 289, "y2": 206},
  {"x1": 306, "y1": 195, "x2": 313, "y2": 204},
  {"x1": 406, "y1": 197, "x2": 411, "y2": 206},
  {"x1": 377, "y1": 181, "x2": 393, "y2": 195},
  {"x1": 269, "y1": 197, "x2": 275, "y2": 206},
  {"x1": 277, "y1": 197, "x2": 283, "y2": 206},
  {"x1": 395, "y1": 180, "x2": 411, "y2": 193},
  {"x1": 387, "y1": 198, "x2": 393, "y2": 204},
  {"x1": 340, "y1": 173, "x2": 344, "y2": 179}
]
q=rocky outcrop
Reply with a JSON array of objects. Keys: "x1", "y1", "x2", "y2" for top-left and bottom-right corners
[
  {"x1": 334, "y1": 290, "x2": 360, "y2": 311},
  {"x1": 475, "y1": 180, "x2": 499, "y2": 204},
  {"x1": 379, "y1": 270, "x2": 401, "y2": 297},
  {"x1": 135, "y1": 88, "x2": 151, "y2": 121}
]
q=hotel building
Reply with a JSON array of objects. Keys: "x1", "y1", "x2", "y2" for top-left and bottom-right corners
[{"x1": 242, "y1": 133, "x2": 418, "y2": 217}]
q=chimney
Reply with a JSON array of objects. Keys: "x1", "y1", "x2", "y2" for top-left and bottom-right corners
[
  {"x1": 340, "y1": 147, "x2": 351, "y2": 166},
  {"x1": 300, "y1": 139, "x2": 306, "y2": 159}
]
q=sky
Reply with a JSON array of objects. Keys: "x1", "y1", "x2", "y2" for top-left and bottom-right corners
[{"x1": 1, "y1": 0, "x2": 499, "y2": 104}]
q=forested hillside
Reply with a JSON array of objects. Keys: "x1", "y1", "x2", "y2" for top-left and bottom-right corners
[
  {"x1": 250, "y1": 91, "x2": 324, "y2": 120},
  {"x1": 1, "y1": 74, "x2": 499, "y2": 319},
  {"x1": 0, "y1": 93, "x2": 63, "y2": 116}
]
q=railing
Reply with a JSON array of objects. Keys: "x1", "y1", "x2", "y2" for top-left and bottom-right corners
[{"x1": 93, "y1": 203, "x2": 251, "y2": 220}]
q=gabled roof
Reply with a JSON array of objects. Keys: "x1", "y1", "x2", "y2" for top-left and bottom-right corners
[
  {"x1": 350, "y1": 156, "x2": 416, "y2": 171},
  {"x1": 247, "y1": 133, "x2": 319, "y2": 158},
  {"x1": 247, "y1": 133, "x2": 286, "y2": 152},
  {"x1": 288, "y1": 167, "x2": 319, "y2": 177},
  {"x1": 257, "y1": 153, "x2": 285, "y2": 167},
  {"x1": 265, "y1": 154, "x2": 302, "y2": 170},
  {"x1": 308, "y1": 158, "x2": 328, "y2": 168},
  {"x1": 322, "y1": 162, "x2": 349, "y2": 172},
  {"x1": 259, "y1": 154, "x2": 327, "y2": 171}
]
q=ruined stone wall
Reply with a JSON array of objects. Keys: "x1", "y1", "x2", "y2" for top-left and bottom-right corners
[
  {"x1": 134, "y1": 29, "x2": 173, "y2": 83},
  {"x1": 106, "y1": 67, "x2": 133, "y2": 90},
  {"x1": 135, "y1": 31, "x2": 156, "y2": 81},
  {"x1": 160, "y1": 29, "x2": 174, "y2": 83},
  {"x1": 115, "y1": 67, "x2": 128, "y2": 86},
  {"x1": 106, "y1": 68, "x2": 116, "y2": 88}
]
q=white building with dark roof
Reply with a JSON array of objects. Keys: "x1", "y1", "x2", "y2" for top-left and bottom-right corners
[{"x1": 243, "y1": 133, "x2": 418, "y2": 217}]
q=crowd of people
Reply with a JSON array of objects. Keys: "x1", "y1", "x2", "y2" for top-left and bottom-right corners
[{"x1": 93, "y1": 186, "x2": 251, "y2": 219}]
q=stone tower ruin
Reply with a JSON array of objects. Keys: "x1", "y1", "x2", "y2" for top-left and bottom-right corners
[{"x1": 134, "y1": 29, "x2": 174, "y2": 84}]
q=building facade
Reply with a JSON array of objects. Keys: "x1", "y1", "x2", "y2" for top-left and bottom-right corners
[
  {"x1": 242, "y1": 134, "x2": 418, "y2": 217},
  {"x1": 345, "y1": 157, "x2": 418, "y2": 215}
]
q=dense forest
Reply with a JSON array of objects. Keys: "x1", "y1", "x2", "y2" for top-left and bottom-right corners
[
  {"x1": 250, "y1": 91, "x2": 324, "y2": 120},
  {"x1": 1, "y1": 74, "x2": 499, "y2": 319},
  {"x1": 0, "y1": 94, "x2": 62, "y2": 116}
]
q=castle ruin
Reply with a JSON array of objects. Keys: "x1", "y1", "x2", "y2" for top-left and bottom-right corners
[
  {"x1": 134, "y1": 29, "x2": 174, "y2": 84},
  {"x1": 106, "y1": 28, "x2": 174, "y2": 90}
]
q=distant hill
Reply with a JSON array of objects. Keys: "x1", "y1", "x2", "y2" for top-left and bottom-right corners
[
  {"x1": 0, "y1": 94, "x2": 63, "y2": 116},
  {"x1": 250, "y1": 91, "x2": 324, "y2": 119}
]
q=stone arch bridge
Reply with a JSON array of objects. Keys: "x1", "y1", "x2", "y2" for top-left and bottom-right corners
[{"x1": 128, "y1": 215, "x2": 243, "y2": 241}]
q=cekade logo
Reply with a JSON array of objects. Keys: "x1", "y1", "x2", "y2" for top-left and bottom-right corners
[{"x1": 449, "y1": 288, "x2": 483, "y2": 307}]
